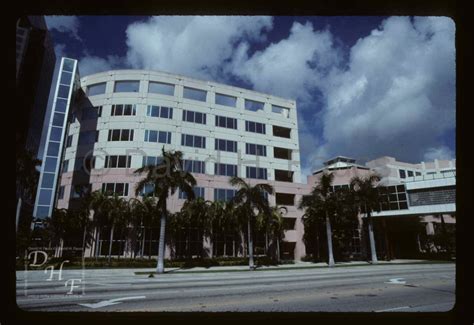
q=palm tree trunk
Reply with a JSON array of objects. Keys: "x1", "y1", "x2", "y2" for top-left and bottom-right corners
[
  {"x1": 16, "y1": 198, "x2": 22, "y2": 233},
  {"x1": 247, "y1": 218, "x2": 255, "y2": 269},
  {"x1": 149, "y1": 228, "x2": 152, "y2": 259},
  {"x1": 276, "y1": 238, "x2": 280, "y2": 263},
  {"x1": 95, "y1": 227, "x2": 101, "y2": 259},
  {"x1": 82, "y1": 226, "x2": 87, "y2": 255},
  {"x1": 141, "y1": 227, "x2": 146, "y2": 258},
  {"x1": 108, "y1": 224, "x2": 115, "y2": 263},
  {"x1": 156, "y1": 213, "x2": 167, "y2": 274},
  {"x1": 367, "y1": 214, "x2": 378, "y2": 264},
  {"x1": 265, "y1": 231, "x2": 268, "y2": 255},
  {"x1": 325, "y1": 212, "x2": 335, "y2": 267}
]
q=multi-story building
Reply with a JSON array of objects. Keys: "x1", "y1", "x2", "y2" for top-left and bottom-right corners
[
  {"x1": 16, "y1": 16, "x2": 56, "y2": 156},
  {"x1": 307, "y1": 156, "x2": 456, "y2": 260},
  {"x1": 365, "y1": 156, "x2": 456, "y2": 258},
  {"x1": 34, "y1": 57, "x2": 456, "y2": 262},
  {"x1": 35, "y1": 58, "x2": 308, "y2": 260},
  {"x1": 16, "y1": 16, "x2": 56, "y2": 229}
]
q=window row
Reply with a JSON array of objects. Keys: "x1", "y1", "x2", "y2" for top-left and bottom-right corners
[
  {"x1": 102, "y1": 183, "x2": 129, "y2": 197},
  {"x1": 182, "y1": 159, "x2": 206, "y2": 174},
  {"x1": 245, "y1": 143, "x2": 267, "y2": 156},
  {"x1": 214, "y1": 163, "x2": 238, "y2": 177},
  {"x1": 399, "y1": 169, "x2": 422, "y2": 178},
  {"x1": 111, "y1": 104, "x2": 136, "y2": 116},
  {"x1": 147, "y1": 105, "x2": 173, "y2": 119},
  {"x1": 181, "y1": 134, "x2": 206, "y2": 148},
  {"x1": 144, "y1": 130, "x2": 172, "y2": 144},
  {"x1": 104, "y1": 155, "x2": 132, "y2": 168},
  {"x1": 178, "y1": 187, "x2": 205, "y2": 200},
  {"x1": 77, "y1": 105, "x2": 290, "y2": 138},
  {"x1": 67, "y1": 130, "x2": 291, "y2": 161},
  {"x1": 215, "y1": 138, "x2": 237, "y2": 153},
  {"x1": 86, "y1": 81, "x2": 290, "y2": 116},
  {"x1": 108, "y1": 129, "x2": 134, "y2": 141},
  {"x1": 246, "y1": 166, "x2": 268, "y2": 180},
  {"x1": 183, "y1": 109, "x2": 206, "y2": 124},
  {"x1": 245, "y1": 121, "x2": 266, "y2": 134}
]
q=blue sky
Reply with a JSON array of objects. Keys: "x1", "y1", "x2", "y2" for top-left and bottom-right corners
[{"x1": 44, "y1": 16, "x2": 456, "y2": 179}]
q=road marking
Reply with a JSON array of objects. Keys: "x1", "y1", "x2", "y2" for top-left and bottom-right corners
[
  {"x1": 79, "y1": 296, "x2": 146, "y2": 309},
  {"x1": 384, "y1": 278, "x2": 406, "y2": 284},
  {"x1": 375, "y1": 306, "x2": 411, "y2": 312}
]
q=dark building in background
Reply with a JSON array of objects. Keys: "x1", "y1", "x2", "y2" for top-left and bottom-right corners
[
  {"x1": 16, "y1": 16, "x2": 56, "y2": 230},
  {"x1": 16, "y1": 16, "x2": 56, "y2": 157}
]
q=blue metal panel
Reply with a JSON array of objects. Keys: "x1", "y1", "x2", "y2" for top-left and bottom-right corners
[{"x1": 33, "y1": 57, "x2": 78, "y2": 219}]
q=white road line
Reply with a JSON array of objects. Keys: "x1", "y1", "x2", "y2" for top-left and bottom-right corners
[
  {"x1": 79, "y1": 296, "x2": 146, "y2": 309},
  {"x1": 385, "y1": 278, "x2": 406, "y2": 284},
  {"x1": 375, "y1": 306, "x2": 411, "y2": 312}
]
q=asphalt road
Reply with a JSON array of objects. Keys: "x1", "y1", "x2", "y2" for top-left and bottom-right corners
[{"x1": 16, "y1": 263, "x2": 455, "y2": 312}]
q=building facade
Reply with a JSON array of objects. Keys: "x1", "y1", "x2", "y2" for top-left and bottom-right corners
[
  {"x1": 37, "y1": 61, "x2": 308, "y2": 260},
  {"x1": 34, "y1": 58, "x2": 456, "y2": 262},
  {"x1": 16, "y1": 16, "x2": 56, "y2": 156}
]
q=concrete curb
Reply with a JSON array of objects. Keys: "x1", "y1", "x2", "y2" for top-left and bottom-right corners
[{"x1": 135, "y1": 260, "x2": 454, "y2": 275}]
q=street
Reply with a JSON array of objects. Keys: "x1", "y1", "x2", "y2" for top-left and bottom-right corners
[{"x1": 16, "y1": 263, "x2": 455, "y2": 312}]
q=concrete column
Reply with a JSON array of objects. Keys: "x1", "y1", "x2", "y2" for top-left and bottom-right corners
[
  {"x1": 84, "y1": 228, "x2": 96, "y2": 258},
  {"x1": 294, "y1": 216, "x2": 306, "y2": 261},
  {"x1": 203, "y1": 235, "x2": 212, "y2": 258},
  {"x1": 165, "y1": 244, "x2": 172, "y2": 259},
  {"x1": 426, "y1": 222, "x2": 435, "y2": 235}
]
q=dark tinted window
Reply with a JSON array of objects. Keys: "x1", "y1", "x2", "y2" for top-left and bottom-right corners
[
  {"x1": 148, "y1": 81, "x2": 174, "y2": 96},
  {"x1": 114, "y1": 80, "x2": 140, "y2": 92},
  {"x1": 50, "y1": 127, "x2": 62, "y2": 141},
  {"x1": 215, "y1": 93, "x2": 237, "y2": 107},
  {"x1": 58, "y1": 85, "x2": 70, "y2": 99},
  {"x1": 183, "y1": 87, "x2": 207, "y2": 102},
  {"x1": 87, "y1": 83, "x2": 106, "y2": 96}
]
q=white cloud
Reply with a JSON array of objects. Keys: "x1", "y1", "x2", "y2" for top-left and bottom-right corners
[
  {"x1": 124, "y1": 16, "x2": 273, "y2": 81},
  {"x1": 54, "y1": 44, "x2": 67, "y2": 58},
  {"x1": 72, "y1": 16, "x2": 455, "y2": 174},
  {"x1": 423, "y1": 146, "x2": 454, "y2": 161},
  {"x1": 313, "y1": 16, "x2": 455, "y2": 169},
  {"x1": 229, "y1": 21, "x2": 341, "y2": 103},
  {"x1": 78, "y1": 55, "x2": 124, "y2": 76},
  {"x1": 45, "y1": 16, "x2": 81, "y2": 41}
]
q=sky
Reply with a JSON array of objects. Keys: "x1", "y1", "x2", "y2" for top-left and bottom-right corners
[{"x1": 44, "y1": 15, "x2": 456, "y2": 180}]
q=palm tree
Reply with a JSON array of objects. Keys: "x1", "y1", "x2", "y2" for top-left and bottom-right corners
[
  {"x1": 177, "y1": 197, "x2": 212, "y2": 259},
  {"x1": 48, "y1": 208, "x2": 69, "y2": 257},
  {"x1": 129, "y1": 197, "x2": 159, "y2": 258},
  {"x1": 77, "y1": 193, "x2": 97, "y2": 256},
  {"x1": 208, "y1": 201, "x2": 225, "y2": 257},
  {"x1": 16, "y1": 149, "x2": 41, "y2": 235},
  {"x1": 88, "y1": 190, "x2": 110, "y2": 259},
  {"x1": 299, "y1": 172, "x2": 336, "y2": 267},
  {"x1": 350, "y1": 174, "x2": 383, "y2": 264},
  {"x1": 135, "y1": 148, "x2": 196, "y2": 274},
  {"x1": 16, "y1": 149, "x2": 41, "y2": 201},
  {"x1": 102, "y1": 194, "x2": 128, "y2": 263},
  {"x1": 229, "y1": 176, "x2": 274, "y2": 270},
  {"x1": 268, "y1": 206, "x2": 287, "y2": 263}
]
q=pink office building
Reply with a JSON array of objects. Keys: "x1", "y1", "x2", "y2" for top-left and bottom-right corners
[{"x1": 42, "y1": 61, "x2": 455, "y2": 261}]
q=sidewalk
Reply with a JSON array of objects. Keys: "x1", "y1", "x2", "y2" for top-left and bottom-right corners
[{"x1": 135, "y1": 259, "x2": 454, "y2": 275}]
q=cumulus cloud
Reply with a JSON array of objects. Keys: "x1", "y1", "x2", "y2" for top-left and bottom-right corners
[
  {"x1": 124, "y1": 16, "x2": 273, "y2": 81},
  {"x1": 229, "y1": 21, "x2": 341, "y2": 104},
  {"x1": 423, "y1": 146, "x2": 454, "y2": 161},
  {"x1": 313, "y1": 16, "x2": 455, "y2": 170},
  {"x1": 70, "y1": 16, "x2": 455, "y2": 177},
  {"x1": 54, "y1": 44, "x2": 67, "y2": 58},
  {"x1": 45, "y1": 16, "x2": 81, "y2": 41},
  {"x1": 78, "y1": 54, "x2": 124, "y2": 76}
]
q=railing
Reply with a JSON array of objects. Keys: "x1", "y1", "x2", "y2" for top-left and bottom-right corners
[{"x1": 402, "y1": 171, "x2": 456, "y2": 183}]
